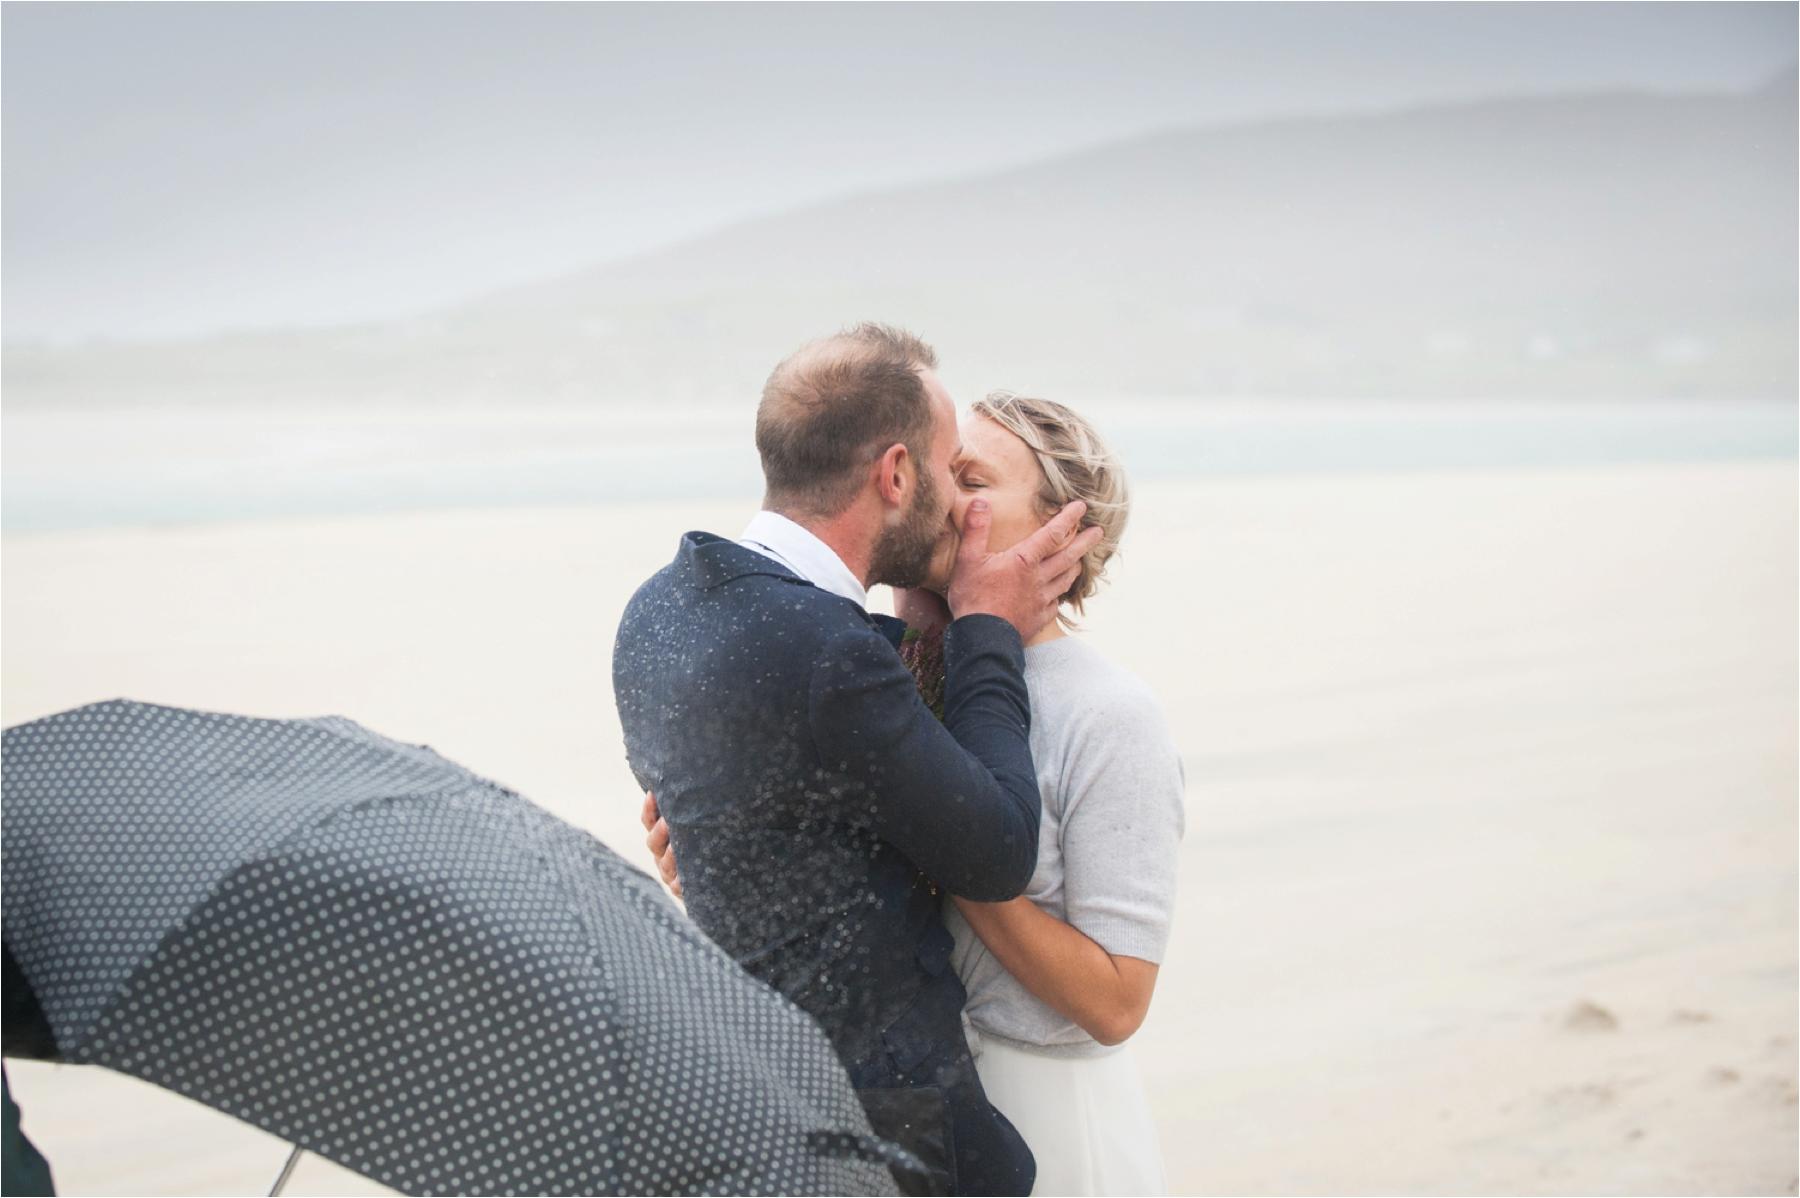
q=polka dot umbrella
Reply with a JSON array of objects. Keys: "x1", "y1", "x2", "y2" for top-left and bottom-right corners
[{"x1": 2, "y1": 700, "x2": 904, "y2": 1196}]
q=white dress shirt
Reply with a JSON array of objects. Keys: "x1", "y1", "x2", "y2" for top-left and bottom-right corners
[{"x1": 738, "y1": 510, "x2": 868, "y2": 611}]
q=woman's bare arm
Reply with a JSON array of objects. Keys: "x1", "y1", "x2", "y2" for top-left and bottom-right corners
[
  {"x1": 953, "y1": 895, "x2": 1158, "y2": 1046},
  {"x1": 653, "y1": 788, "x2": 1161, "y2": 1044}
]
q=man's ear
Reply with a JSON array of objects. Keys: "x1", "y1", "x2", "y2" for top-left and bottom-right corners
[{"x1": 873, "y1": 442, "x2": 911, "y2": 509}]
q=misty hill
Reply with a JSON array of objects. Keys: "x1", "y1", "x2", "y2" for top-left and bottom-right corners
[{"x1": 7, "y1": 73, "x2": 1795, "y2": 405}]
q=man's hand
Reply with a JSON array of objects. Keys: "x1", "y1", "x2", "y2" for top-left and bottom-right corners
[
  {"x1": 640, "y1": 791, "x2": 682, "y2": 899},
  {"x1": 946, "y1": 499, "x2": 1105, "y2": 641}
]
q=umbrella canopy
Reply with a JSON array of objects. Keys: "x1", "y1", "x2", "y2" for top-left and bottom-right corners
[{"x1": 2, "y1": 700, "x2": 900, "y2": 1196}]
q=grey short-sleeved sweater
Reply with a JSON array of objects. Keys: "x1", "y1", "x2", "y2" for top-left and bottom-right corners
[{"x1": 946, "y1": 635, "x2": 1187, "y2": 1058}]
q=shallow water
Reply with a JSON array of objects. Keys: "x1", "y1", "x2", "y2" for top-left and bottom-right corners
[{"x1": 3, "y1": 397, "x2": 1793, "y2": 532}]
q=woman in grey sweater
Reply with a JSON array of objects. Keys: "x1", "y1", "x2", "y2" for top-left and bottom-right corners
[{"x1": 898, "y1": 392, "x2": 1186, "y2": 1196}]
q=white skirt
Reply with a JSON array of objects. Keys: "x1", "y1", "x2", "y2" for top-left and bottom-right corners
[{"x1": 972, "y1": 1036, "x2": 1168, "y2": 1197}]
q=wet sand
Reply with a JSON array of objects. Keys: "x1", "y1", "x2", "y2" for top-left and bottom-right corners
[{"x1": 4, "y1": 460, "x2": 1795, "y2": 1195}]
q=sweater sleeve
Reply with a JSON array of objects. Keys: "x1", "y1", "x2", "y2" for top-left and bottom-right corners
[
  {"x1": 808, "y1": 613, "x2": 1041, "y2": 900},
  {"x1": 1057, "y1": 682, "x2": 1187, "y2": 963}
]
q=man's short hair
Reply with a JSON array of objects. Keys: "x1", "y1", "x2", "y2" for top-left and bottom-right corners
[{"x1": 755, "y1": 323, "x2": 941, "y2": 518}]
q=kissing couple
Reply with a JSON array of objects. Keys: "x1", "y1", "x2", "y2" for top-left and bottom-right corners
[{"x1": 613, "y1": 324, "x2": 1185, "y2": 1196}]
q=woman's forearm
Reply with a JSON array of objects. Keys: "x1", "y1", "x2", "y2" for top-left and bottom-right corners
[{"x1": 953, "y1": 896, "x2": 1157, "y2": 1046}]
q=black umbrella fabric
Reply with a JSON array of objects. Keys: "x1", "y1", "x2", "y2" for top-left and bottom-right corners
[{"x1": 1, "y1": 700, "x2": 900, "y2": 1196}]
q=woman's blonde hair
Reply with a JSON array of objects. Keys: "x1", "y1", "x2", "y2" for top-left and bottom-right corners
[{"x1": 968, "y1": 391, "x2": 1130, "y2": 628}]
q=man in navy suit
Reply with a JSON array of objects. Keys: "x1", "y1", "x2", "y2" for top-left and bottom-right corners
[{"x1": 614, "y1": 324, "x2": 1099, "y2": 1195}]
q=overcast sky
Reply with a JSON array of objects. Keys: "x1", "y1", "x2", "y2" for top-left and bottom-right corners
[{"x1": 4, "y1": 2, "x2": 1794, "y2": 343}]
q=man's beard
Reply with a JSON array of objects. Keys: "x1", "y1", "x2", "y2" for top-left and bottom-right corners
[{"x1": 868, "y1": 468, "x2": 946, "y2": 589}]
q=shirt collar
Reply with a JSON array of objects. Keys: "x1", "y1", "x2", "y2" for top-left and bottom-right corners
[{"x1": 738, "y1": 510, "x2": 868, "y2": 610}]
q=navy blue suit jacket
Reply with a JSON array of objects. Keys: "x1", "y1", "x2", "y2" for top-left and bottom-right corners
[{"x1": 613, "y1": 532, "x2": 1041, "y2": 1195}]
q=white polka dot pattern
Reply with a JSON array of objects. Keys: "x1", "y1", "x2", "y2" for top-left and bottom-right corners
[{"x1": 3, "y1": 700, "x2": 901, "y2": 1195}]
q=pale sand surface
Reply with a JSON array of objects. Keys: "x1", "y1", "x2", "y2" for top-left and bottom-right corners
[{"x1": 3, "y1": 461, "x2": 1794, "y2": 1195}]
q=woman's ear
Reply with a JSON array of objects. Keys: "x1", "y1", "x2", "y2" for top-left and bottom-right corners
[{"x1": 874, "y1": 442, "x2": 911, "y2": 508}]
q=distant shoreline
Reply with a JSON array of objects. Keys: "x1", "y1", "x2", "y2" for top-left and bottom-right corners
[{"x1": 4, "y1": 397, "x2": 1794, "y2": 535}]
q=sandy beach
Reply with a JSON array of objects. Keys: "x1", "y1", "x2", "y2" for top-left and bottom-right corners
[{"x1": 3, "y1": 459, "x2": 1794, "y2": 1196}]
